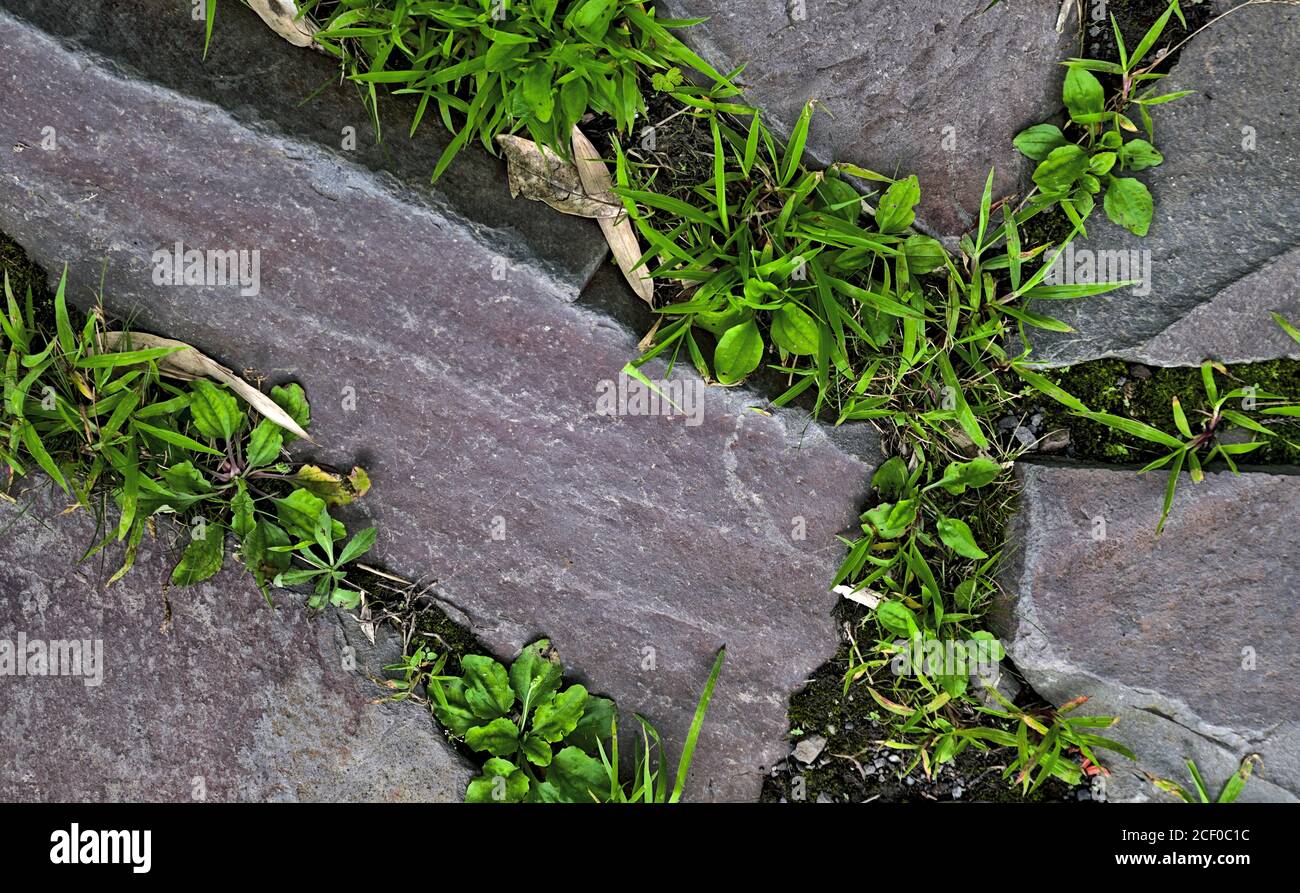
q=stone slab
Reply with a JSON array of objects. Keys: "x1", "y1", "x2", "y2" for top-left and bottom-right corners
[
  {"x1": 1027, "y1": 4, "x2": 1300, "y2": 367},
  {"x1": 0, "y1": 0, "x2": 607, "y2": 289},
  {"x1": 657, "y1": 0, "x2": 1073, "y2": 237},
  {"x1": 0, "y1": 483, "x2": 475, "y2": 802},
  {"x1": 995, "y1": 461, "x2": 1300, "y2": 802},
  {"x1": 0, "y1": 11, "x2": 878, "y2": 801}
]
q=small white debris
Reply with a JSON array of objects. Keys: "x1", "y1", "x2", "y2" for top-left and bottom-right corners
[{"x1": 793, "y1": 734, "x2": 828, "y2": 764}]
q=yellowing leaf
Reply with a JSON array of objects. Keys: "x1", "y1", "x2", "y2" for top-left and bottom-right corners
[
  {"x1": 290, "y1": 463, "x2": 371, "y2": 506},
  {"x1": 496, "y1": 134, "x2": 623, "y2": 219}
]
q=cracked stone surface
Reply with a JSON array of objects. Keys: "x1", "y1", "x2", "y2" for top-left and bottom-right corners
[
  {"x1": 656, "y1": 0, "x2": 1072, "y2": 237},
  {"x1": 0, "y1": 484, "x2": 475, "y2": 802},
  {"x1": 0, "y1": 9, "x2": 878, "y2": 800},
  {"x1": 0, "y1": 0, "x2": 607, "y2": 289},
  {"x1": 1027, "y1": 4, "x2": 1300, "y2": 367},
  {"x1": 994, "y1": 461, "x2": 1299, "y2": 803}
]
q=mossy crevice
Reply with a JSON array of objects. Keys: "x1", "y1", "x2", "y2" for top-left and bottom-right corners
[{"x1": 1037, "y1": 359, "x2": 1300, "y2": 466}]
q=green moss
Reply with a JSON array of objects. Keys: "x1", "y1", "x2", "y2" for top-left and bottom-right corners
[
  {"x1": 0, "y1": 231, "x2": 56, "y2": 329},
  {"x1": 1039, "y1": 359, "x2": 1300, "y2": 466}
]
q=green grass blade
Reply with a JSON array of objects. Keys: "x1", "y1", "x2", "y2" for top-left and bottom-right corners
[{"x1": 669, "y1": 646, "x2": 725, "y2": 803}]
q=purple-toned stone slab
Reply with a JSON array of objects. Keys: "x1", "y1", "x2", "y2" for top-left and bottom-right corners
[
  {"x1": 0, "y1": 11, "x2": 877, "y2": 800},
  {"x1": 996, "y1": 461, "x2": 1299, "y2": 802},
  {"x1": 657, "y1": 0, "x2": 1072, "y2": 237},
  {"x1": 1026, "y1": 4, "x2": 1300, "y2": 366},
  {"x1": 0, "y1": 0, "x2": 607, "y2": 290},
  {"x1": 0, "y1": 483, "x2": 475, "y2": 802}
]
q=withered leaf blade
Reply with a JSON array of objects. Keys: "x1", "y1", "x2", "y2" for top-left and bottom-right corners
[
  {"x1": 571, "y1": 125, "x2": 655, "y2": 306},
  {"x1": 247, "y1": 0, "x2": 319, "y2": 48},
  {"x1": 98, "y1": 331, "x2": 313, "y2": 442},
  {"x1": 290, "y1": 464, "x2": 371, "y2": 506},
  {"x1": 496, "y1": 134, "x2": 623, "y2": 220}
]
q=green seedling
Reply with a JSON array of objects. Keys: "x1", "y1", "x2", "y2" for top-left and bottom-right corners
[
  {"x1": 1013, "y1": 0, "x2": 1190, "y2": 236},
  {"x1": 431, "y1": 638, "x2": 724, "y2": 802},
  {"x1": 1151, "y1": 754, "x2": 1261, "y2": 803}
]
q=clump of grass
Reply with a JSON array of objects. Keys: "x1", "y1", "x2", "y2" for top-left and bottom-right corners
[
  {"x1": 0, "y1": 257, "x2": 377, "y2": 607},
  {"x1": 305, "y1": 0, "x2": 740, "y2": 180}
]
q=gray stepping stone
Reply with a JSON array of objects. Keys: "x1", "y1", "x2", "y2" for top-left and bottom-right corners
[
  {"x1": 995, "y1": 461, "x2": 1299, "y2": 802},
  {"x1": 1027, "y1": 4, "x2": 1300, "y2": 367},
  {"x1": 0, "y1": 0, "x2": 607, "y2": 289},
  {"x1": 656, "y1": 0, "x2": 1072, "y2": 237},
  {"x1": 0, "y1": 484, "x2": 475, "y2": 802},
  {"x1": 0, "y1": 10, "x2": 877, "y2": 800}
]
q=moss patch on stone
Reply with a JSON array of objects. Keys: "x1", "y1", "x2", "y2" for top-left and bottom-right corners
[{"x1": 1034, "y1": 359, "x2": 1300, "y2": 466}]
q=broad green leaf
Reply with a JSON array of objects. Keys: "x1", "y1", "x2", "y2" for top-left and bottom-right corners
[
  {"x1": 876, "y1": 601, "x2": 918, "y2": 638},
  {"x1": 871, "y1": 455, "x2": 909, "y2": 501},
  {"x1": 521, "y1": 733, "x2": 553, "y2": 767},
  {"x1": 903, "y1": 234, "x2": 947, "y2": 275},
  {"x1": 521, "y1": 63, "x2": 554, "y2": 123},
  {"x1": 245, "y1": 418, "x2": 283, "y2": 468},
  {"x1": 433, "y1": 679, "x2": 483, "y2": 737},
  {"x1": 465, "y1": 717, "x2": 520, "y2": 756},
  {"x1": 1032, "y1": 145, "x2": 1089, "y2": 193},
  {"x1": 1013, "y1": 124, "x2": 1068, "y2": 162},
  {"x1": 509, "y1": 638, "x2": 564, "y2": 714},
  {"x1": 566, "y1": 695, "x2": 616, "y2": 755},
  {"x1": 465, "y1": 757, "x2": 530, "y2": 803},
  {"x1": 714, "y1": 319, "x2": 763, "y2": 384},
  {"x1": 231, "y1": 479, "x2": 255, "y2": 541},
  {"x1": 336, "y1": 526, "x2": 376, "y2": 566},
  {"x1": 274, "y1": 488, "x2": 332, "y2": 541},
  {"x1": 934, "y1": 457, "x2": 1002, "y2": 495},
  {"x1": 937, "y1": 516, "x2": 988, "y2": 559},
  {"x1": 549, "y1": 746, "x2": 609, "y2": 803},
  {"x1": 171, "y1": 525, "x2": 225, "y2": 585},
  {"x1": 531, "y1": 684, "x2": 589, "y2": 743},
  {"x1": 1063, "y1": 66, "x2": 1105, "y2": 122},
  {"x1": 875, "y1": 175, "x2": 920, "y2": 234},
  {"x1": 770, "y1": 303, "x2": 818, "y2": 355},
  {"x1": 461, "y1": 655, "x2": 515, "y2": 719},
  {"x1": 1119, "y1": 138, "x2": 1164, "y2": 171},
  {"x1": 862, "y1": 499, "x2": 917, "y2": 539},
  {"x1": 188, "y1": 380, "x2": 242, "y2": 442},
  {"x1": 270, "y1": 382, "x2": 310, "y2": 440},
  {"x1": 1103, "y1": 176, "x2": 1153, "y2": 236}
]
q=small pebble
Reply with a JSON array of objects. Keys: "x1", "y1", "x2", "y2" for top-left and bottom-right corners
[
  {"x1": 951, "y1": 785, "x2": 964, "y2": 800},
  {"x1": 792, "y1": 734, "x2": 827, "y2": 764}
]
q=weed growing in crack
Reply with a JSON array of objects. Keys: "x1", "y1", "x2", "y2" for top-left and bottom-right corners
[
  {"x1": 1020, "y1": 359, "x2": 1298, "y2": 532},
  {"x1": 1149, "y1": 754, "x2": 1260, "y2": 803},
  {"x1": 431, "y1": 638, "x2": 725, "y2": 802},
  {"x1": 0, "y1": 263, "x2": 376, "y2": 609},
  {"x1": 1015, "y1": 0, "x2": 1193, "y2": 236},
  {"x1": 304, "y1": 0, "x2": 737, "y2": 180}
]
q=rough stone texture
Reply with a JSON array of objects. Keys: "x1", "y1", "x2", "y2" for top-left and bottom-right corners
[
  {"x1": 1028, "y1": 4, "x2": 1300, "y2": 367},
  {"x1": 657, "y1": 0, "x2": 1072, "y2": 237},
  {"x1": 0, "y1": 11, "x2": 878, "y2": 800},
  {"x1": 995, "y1": 461, "x2": 1300, "y2": 803},
  {"x1": 0, "y1": 0, "x2": 607, "y2": 289},
  {"x1": 0, "y1": 484, "x2": 475, "y2": 802}
]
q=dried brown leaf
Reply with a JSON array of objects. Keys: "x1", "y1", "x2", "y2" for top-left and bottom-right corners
[
  {"x1": 496, "y1": 134, "x2": 623, "y2": 219},
  {"x1": 98, "y1": 331, "x2": 313, "y2": 441},
  {"x1": 571, "y1": 125, "x2": 654, "y2": 306},
  {"x1": 247, "y1": 0, "x2": 319, "y2": 47}
]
